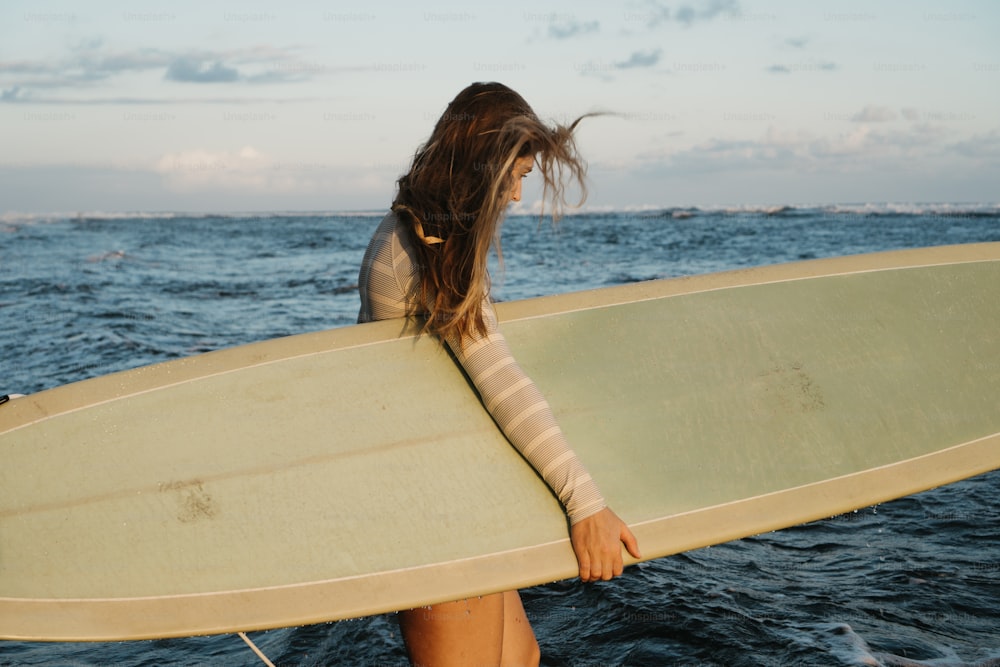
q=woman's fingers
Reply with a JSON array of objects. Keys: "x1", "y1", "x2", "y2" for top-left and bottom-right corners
[
  {"x1": 621, "y1": 523, "x2": 642, "y2": 560},
  {"x1": 570, "y1": 507, "x2": 641, "y2": 582}
]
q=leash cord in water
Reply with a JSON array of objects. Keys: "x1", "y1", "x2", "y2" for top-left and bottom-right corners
[{"x1": 238, "y1": 631, "x2": 277, "y2": 667}]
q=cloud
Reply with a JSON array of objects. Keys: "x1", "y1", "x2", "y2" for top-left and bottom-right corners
[
  {"x1": 950, "y1": 130, "x2": 1000, "y2": 162},
  {"x1": 638, "y1": 120, "x2": 971, "y2": 179},
  {"x1": 0, "y1": 91, "x2": 326, "y2": 105},
  {"x1": 851, "y1": 106, "x2": 897, "y2": 123},
  {"x1": 638, "y1": 0, "x2": 740, "y2": 28},
  {"x1": 0, "y1": 60, "x2": 61, "y2": 75},
  {"x1": 548, "y1": 19, "x2": 599, "y2": 39},
  {"x1": 766, "y1": 61, "x2": 837, "y2": 74},
  {"x1": 677, "y1": 0, "x2": 739, "y2": 25},
  {"x1": 0, "y1": 41, "x2": 336, "y2": 103},
  {"x1": 616, "y1": 49, "x2": 663, "y2": 69},
  {"x1": 0, "y1": 161, "x2": 389, "y2": 212},
  {"x1": 92, "y1": 49, "x2": 175, "y2": 76},
  {"x1": 155, "y1": 146, "x2": 273, "y2": 192},
  {"x1": 165, "y1": 58, "x2": 240, "y2": 83},
  {"x1": 577, "y1": 48, "x2": 664, "y2": 81},
  {"x1": 2, "y1": 40, "x2": 175, "y2": 88},
  {"x1": 150, "y1": 146, "x2": 398, "y2": 202}
]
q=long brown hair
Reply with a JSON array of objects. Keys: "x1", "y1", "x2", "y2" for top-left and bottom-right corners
[{"x1": 393, "y1": 82, "x2": 589, "y2": 341}]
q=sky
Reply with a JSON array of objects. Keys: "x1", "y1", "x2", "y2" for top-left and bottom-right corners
[{"x1": 1, "y1": 0, "x2": 998, "y2": 214}]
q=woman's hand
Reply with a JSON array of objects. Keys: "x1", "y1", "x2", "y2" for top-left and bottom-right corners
[{"x1": 570, "y1": 507, "x2": 642, "y2": 582}]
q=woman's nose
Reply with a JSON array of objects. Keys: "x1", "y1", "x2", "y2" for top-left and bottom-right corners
[{"x1": 511, "y1": 180, "x2": 522, "y2": 202}]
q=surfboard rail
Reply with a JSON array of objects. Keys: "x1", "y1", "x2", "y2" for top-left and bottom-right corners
[{"x1": 2, "y1": 242, "x2": 999, "y2": 641}]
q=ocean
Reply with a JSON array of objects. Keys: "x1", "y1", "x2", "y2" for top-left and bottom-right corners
[{"x1": 1, "y1": 204, "x2": 998, "y2": 666}]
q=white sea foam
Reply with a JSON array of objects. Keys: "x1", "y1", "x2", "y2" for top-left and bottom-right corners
[
  {"x1": 0, "y1": 209, "x2": 388, "y2": 224},
  {"x1": 2, "y1": 203, "x2": 998, "y2": 225}
]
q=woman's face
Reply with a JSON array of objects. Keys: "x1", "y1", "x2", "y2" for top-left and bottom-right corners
[{"x1": 508, "y1": 156, "x2": 534, "y2": 203}]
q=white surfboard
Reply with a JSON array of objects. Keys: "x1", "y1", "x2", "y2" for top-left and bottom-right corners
[{"x1": 1, "y1": 242, "x2": 998, "y2": 641}]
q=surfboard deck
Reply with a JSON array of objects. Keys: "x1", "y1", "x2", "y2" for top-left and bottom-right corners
[{"x1": 2, "y1": 242, "x2": 999, "y2": 641}]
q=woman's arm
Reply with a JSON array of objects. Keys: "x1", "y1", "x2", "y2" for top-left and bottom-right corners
[
  {"x1": 445, "y1": 302, "x2": 641, "y2": 580},
  {"x1": 444, "y1": 302, "x2": 604, "y2": 524},
  {"x1": 359, "y1": 215, "x2": 640, "y2": 578}
]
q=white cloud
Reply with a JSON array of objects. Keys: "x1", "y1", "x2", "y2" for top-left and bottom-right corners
[
  {"x1": 152, "y1": 146, "x2": 397, "y2": 199},
  {"x1": 634, "y1": 118, "x2": 979, "y2": 179},
  {"x1": 0, "y1": 161, "x2": 390, "y2": 213},
  {"x1": 155, "y1": 146, "x2": 274, "y2": 192},
  {"x1": 851, "y1": 106, "x2": 897, "y2": 123}
]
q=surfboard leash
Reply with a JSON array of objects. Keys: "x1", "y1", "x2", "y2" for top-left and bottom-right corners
[{"x1": 238, "y1": 631, "x2": 277, "y2": 667}]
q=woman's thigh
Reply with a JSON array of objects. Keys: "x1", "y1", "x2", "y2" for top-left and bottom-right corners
[
  {"x1": 501, "y1": 590, "x2": 540, "y2": 667},
  {"x1": 398, "y1": 591, "x2": 538, "y2": 667}
]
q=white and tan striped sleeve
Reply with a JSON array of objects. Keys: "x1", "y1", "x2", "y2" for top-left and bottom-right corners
[
  {"x1": 445, "y1": 303, "x2": 607, "y2": 524},
  {"x1": 357, "y1": 213, "x2": 415, "y2": 323},
  {"x1": 358, "y1": 213, "x2": 606, "y2": 523}
]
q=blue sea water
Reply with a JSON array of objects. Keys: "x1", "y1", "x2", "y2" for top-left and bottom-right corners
[{"x1": 1, "y1": 204, "x2": 999, "y2": 666}]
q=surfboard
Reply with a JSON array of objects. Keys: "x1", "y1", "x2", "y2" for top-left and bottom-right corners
[{"x1": 2, "y1": 243, "x2": 999, "y2": 642}]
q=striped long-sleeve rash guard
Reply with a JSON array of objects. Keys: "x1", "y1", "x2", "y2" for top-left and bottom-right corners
[{"x1": 358, "y1": 211, "x2": 607, "y2": 524}]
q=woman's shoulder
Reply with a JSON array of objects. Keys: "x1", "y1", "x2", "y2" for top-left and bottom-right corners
[
  {"x1": 365, "y1": 210, "x2": 407, "y2": 250},
  {"x1": 385, "y1": 210, "x2": 417, "y2": 255},
  {"x1": 373, "y1": 209, "x2": 399, "y2": 234},
  {"x1": 364, "y1": 209, "x2": 418, "y2": 279}
]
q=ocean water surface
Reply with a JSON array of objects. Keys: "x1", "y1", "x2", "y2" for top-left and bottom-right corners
[{"x1": 1, "y1": 204, "x2": 998, "y2": 666}]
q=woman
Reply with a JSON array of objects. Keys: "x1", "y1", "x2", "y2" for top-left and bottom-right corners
[{"x1": 358, "y1": 82, "x2": 640, "y2": 666}]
